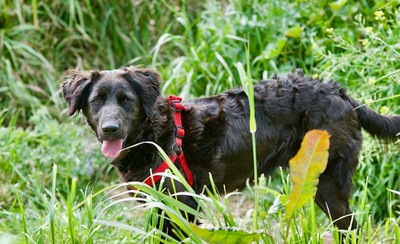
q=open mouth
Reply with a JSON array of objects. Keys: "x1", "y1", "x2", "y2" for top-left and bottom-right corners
[{"x1": 101, "y1": 139, "x2": 124, "y2": 158}]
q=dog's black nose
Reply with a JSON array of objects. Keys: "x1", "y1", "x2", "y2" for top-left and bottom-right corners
[{"x1": 101, "y1": 122, "x2": 120, "y2": 136}]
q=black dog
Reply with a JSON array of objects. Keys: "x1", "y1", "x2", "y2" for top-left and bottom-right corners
[{"x1": 61, "y1": 66, "x2": 400, "y2": 239}]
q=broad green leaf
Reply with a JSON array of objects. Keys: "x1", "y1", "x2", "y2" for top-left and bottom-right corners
[
  {"x1": 283, "y1": 130, "x2": 330, "y2": 221},
  {"x1": 263, "y1": 38, "x2": 287, "y2": 59},
  {"x1": 235, "y1": 61, "x2": 256, "y2": 133},
  {"x1": 329, "y1": 0, "x2": 347, "y2": 11},
  {"x1": 236, "y1": 62, "x2": 249, "y2": 95},
  {"x1": 190, "y1": 223, "x2": 264, "y2": 244},
  {"x1": 285, "y1": 26, "x2": 302, "y2": 38}
]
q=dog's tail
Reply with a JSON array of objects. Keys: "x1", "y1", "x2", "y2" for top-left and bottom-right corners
[{"x1": 348, "y1": 97, "x2": 400, "y2": 141}]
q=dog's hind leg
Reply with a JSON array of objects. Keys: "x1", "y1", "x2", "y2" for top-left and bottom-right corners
[{"x1": 314, "y1": 163, "x2": 358, "y2": 231}]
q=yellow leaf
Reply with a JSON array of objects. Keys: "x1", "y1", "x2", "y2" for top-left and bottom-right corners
[
  {"x1": 283, "y1": 130, "x2": 330, "y2": 221},
  {"x1": 285, "y1": 26, "x2": 302, "y2": 38},
  {"x1": 329, "y1": 0, "x2": 347, "y2": 11}
]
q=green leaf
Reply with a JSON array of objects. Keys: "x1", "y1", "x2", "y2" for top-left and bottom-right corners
[
  {"x1": 190, "y1": 224, "x2": 265, "y2": 244},
  {"x1": 236, "y1": 62, "x2": 249, "y2": 95},
  {"x1": 235, "y1": 60, "x2": 256, "y2": 133},
  {"x1": 285, "y1": 26, "x2": 302, "y2": 38},
  {"x1": 329, "y1": 0, "x2": 347, "y2": 11},
  {"x1": 283, "y1": 130, "x2": 330, "y2": 221},
  {"x1": 263, "y1": 38, "x2": 287, "y2": 59}
]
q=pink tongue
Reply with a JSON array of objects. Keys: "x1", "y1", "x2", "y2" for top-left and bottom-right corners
[{"x1": 101, "y1": 139, "x2": 123, "y2": 158}]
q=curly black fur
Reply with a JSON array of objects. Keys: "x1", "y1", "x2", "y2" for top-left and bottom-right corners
[{"x1": 61, "y1": 67, "x2": 400, "y2": 240}]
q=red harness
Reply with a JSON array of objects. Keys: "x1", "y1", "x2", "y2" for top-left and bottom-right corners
[{"x1": 141, "y1": 95, "x2": 193, "y2": 187}]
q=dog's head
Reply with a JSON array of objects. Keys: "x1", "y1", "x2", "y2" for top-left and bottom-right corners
[{"x1": 61, "y1": 66, "x2": 161, "y2": 158}]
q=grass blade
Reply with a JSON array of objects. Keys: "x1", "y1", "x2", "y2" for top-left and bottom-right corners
[
  {"x1": 16, "y1": 190, "x2": 29, "y2": 244},
  {"x1": 50, "y1": 164, "x2": 57, "y2": 244},
  {"x1": 67, "y1": 178, "x2": 77, "y2": 244}
]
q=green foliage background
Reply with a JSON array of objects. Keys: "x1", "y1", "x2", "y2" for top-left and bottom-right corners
[{"x1": 0, "y1": 0, "x2": 399, "y2": 243}]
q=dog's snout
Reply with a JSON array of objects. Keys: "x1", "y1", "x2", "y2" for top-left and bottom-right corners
[{"x1": 101, "y1": 121, "x2": 120, "y2": 136}]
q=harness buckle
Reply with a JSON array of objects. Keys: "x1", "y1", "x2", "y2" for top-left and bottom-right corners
[{"x1": 171, "y1": 100, "x2": 184, "y2": 112}]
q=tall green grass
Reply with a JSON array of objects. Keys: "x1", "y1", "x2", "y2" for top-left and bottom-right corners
[
  {"x1": 1, "y1": 0, "x2": 399, "y2": 243},
  {"x1": 1, "y1": 0, "x2": 396, "y2": 122}
]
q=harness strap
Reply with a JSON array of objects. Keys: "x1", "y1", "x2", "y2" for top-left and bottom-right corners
[
  {"x1": 142, "y1": 96, "x2": 193, "y2": 187},
  {"x1": 169, "y1": 95, "x2": 186, "y2": 149}
]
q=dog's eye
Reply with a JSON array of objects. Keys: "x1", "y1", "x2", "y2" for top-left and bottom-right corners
[
  {"x1": 122, "y1": 97, "x2": 133, "y2": 104},
  {"x1": 91, "y1": 98, "x2": 102, "y2": 105}
]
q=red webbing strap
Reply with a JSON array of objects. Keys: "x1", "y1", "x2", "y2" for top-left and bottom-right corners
[
  {"x1": 168, "y1": 95, "x2": 186, "y2": 148},
  {"x1": 142, "y1": 154, "x2": 177, "y2": 186},
  {"x1": 141, "y1": 96, "x2": 193, "y2": 187},
  {"x1": 177, "y1": 152, "x2": 193, "y2": 186}
]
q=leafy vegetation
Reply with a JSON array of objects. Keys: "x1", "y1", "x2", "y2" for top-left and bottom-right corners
[
  {"x1": 1, "y1": 0, "x2": 399, "y2": 243},
  {"x1": 283, "y1": 130, "x2": 330, "y2": 222}
]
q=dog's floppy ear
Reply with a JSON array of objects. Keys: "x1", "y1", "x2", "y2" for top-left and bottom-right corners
[
  {"x1": 61, "y1": 70, "x2": 97, "y2": 116},
  {"x1": 122, "y1": 66, "x2": 161, "y2": 118}
]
